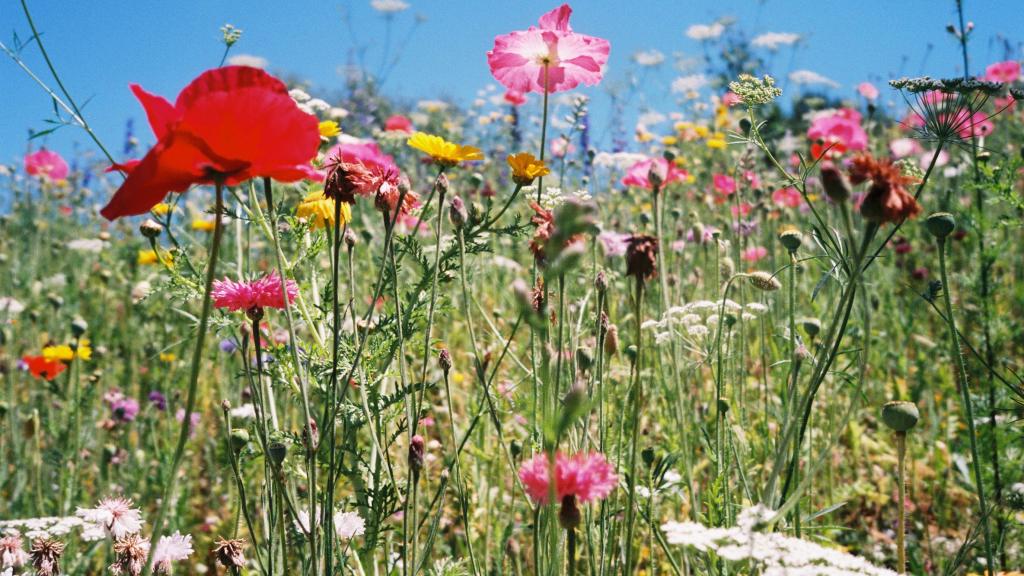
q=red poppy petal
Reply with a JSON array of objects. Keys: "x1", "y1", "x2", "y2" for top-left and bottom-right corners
[
  {"x1": 130, "y1": 84, "x2": 178, "y2": 140},
  {"x1": 175, "y1": 65, "x2": 288, "y2": 110}
]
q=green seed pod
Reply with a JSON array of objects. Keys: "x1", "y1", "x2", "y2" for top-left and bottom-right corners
[
  {"x1": 268, "y1": 441, "x2": 287, "y2": 465},
  {"x1": 641, "y1": 447, "x2": 656, "y2": 468},
  {"x1": 925, "y1": 212, "x2": 956, "y2": 239},
  {"x1": 230, "y1": 428, "x2": 250, "y2": 453},
  {"x1": 778, "y1": 229, "x2": 803, "y2": 253},
  {"x1": 717, "y1": 399, "x2": 730, "y2": 414},
  {"x1": 881, "y1": 401, "x2": 920, "y2": 433}
]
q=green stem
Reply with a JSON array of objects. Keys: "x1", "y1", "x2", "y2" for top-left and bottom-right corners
[
  {"x1": 143, "y1": 183, "x2": 224, "y2": 576},
  {"x1": 623, "y1": 278, "x2": 645, "y2": 575},
  {"x1": 896, "y1": 432, "x2": 907, "y2": 574}
]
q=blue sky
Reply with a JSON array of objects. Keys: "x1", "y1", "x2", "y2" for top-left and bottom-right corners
[{"x1": 2, "y1": 0, "x2": 1022, "y2": 168}]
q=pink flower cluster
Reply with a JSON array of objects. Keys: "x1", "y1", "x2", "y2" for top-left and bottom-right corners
[
  {"x1": 518, "y1": 452, "x2": 617, "y2": 505},
  {"x1": 981, "y1": 60, "x2": 1021, "y2": 84},
  {"x1": 211, "y1": 272, "x2": 298, "y2": 312},
  {"x1": 24, "y1": 148, "x2": 69, "y2": 181},
  {"x1": 487, "y1": 4, "x2": 610, "y2": 94}
]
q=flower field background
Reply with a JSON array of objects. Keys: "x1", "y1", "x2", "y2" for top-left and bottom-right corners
[{"x1": 1, "y1": 2, "x2": 1023, "y2": 575}]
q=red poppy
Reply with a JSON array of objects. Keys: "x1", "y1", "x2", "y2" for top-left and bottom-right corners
[
  {"x1": 100, "y1": 66, "x2": 321, "y2": 220},
  {"x1": 22, "y1": 355, "x2": 67, "y2": 381}
]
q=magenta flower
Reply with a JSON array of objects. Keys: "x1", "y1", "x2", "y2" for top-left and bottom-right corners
[
  {"x1": 712, "y1": 173, "x2": 737, "y2": 196},
  {"x1": 621, "y1": 158, "x2": 688, "y2": 190},
  {"x1": 598, "y1": 231, "x2": 631, "y2": 257},
  {"x1": 24, "y1": 148, "x2": 69, "y2": 181},
  {"x1": 487, "y1": 4, "x2": 610, "y2": 94},
  {"x1": 981, "y1": 60, "x2": 1020, "y2": 84},
  {"x1": 771, "y1": 187, "x2": 803, "y2": 209},
  {"x1": 504, "y1": 89, "x2": 527, "y2": 106},
  {"x1": 518, "y1": 452, "x2": 617, "y2": 505},
  {"x1": 324, "y1": 139, "x2": 398, "y2": 174},
  {"x1": 384, "y1": 115, "x2": 413, "y2": 133},
  {"x1": 742, "y1": 246, "x2": 768, "y2": 263},
  {"x1": 211, "y1": 272, "x2": 298, "y2": 312}
]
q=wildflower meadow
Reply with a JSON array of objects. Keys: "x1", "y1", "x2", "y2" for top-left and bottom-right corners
[{"x1": 3, "y1": 1, "x2": 1024, "y2": 575}]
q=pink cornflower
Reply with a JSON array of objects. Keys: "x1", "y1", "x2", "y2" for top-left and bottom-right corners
[
  {"x1": 981, "y1": 60, "x2": 1020, "y2": 84},
  {"x1": 518, "y1": 452, "x2": 617, "y2": 505},
  {"x1": 76, "y1": 497, "x2": 144, "y2": 539},
  {"x1": 771, "y1": 187, "x2": 803, "y2": 209},
  {"x1": 487, "y1": 4, "x2": 611, "y2": 94},
  {"x1": 856, "y1": 82, "x2": 879, "y2": 101},
  {"x1": 598, "y1": 231, "x2": 631, "y2": 257},
  {"x1": 24, "y1": 148, "x2": 69, "y2": 181},
  {"x1": 211, "y1": 272, "x2": 298, "y2": 313},
  {"x1": 807, "y1": 108, "x2": 868, "y2": 159},
  {"x1": 153, "y1": 531, "x2": 193, "y2": 573},
  {"x1": 621, "y1": 157, "x2": 688, "y2": 190},
  {"x1": 712, "y1": 173, "x2": 737, "y2": 195},
  {"x1": 384, "y1": 114, "x2": 413, "y2": 132}
]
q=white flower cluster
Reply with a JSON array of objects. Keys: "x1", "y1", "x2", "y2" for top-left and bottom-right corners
[
  {"x1": 0, "y1": 516, "x2": 104, "y2": 541},
  {"x1": 289, "y1": 88, "x2": 332, "y2": 116},
  {"x1": 523, "y1": 186, "x2": 592, "y2": 210},
  {"x1": 592, "y1": 151, "x2": 647, "y2": 171},
  {"x1": 642, "y1": 299, "x2": 769, "y2": 345},
  {"x1": 663, "y1": 506, "x2": 897, "y2": 576}
]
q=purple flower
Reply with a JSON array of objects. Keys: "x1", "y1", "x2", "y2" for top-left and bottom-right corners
[
  {"x1": 598, "y1": 231, "x2": 631, "y2": 257},
  {"x1": 176, "y1": 408, "x2": 201, "y2": 437},
  {"x1": 148, "y1": 390, "x2": 167, "y2": 411},
  {"x1": 219, "y1": 338, "x2": 238, "y2": 353},
  {"x1": 110, "y1": 398, "x2": 140, "y2": 423}
]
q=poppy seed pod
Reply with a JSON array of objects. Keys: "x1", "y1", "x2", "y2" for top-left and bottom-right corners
[
  {"x1": 778, "y1": 229, "x2": 803, "y2": 253},
  {"x1": 139, "y1": 218, "x2": 163, "y2": 239},
  {"x1": 881, "y1": 401, "x2": 919, "y2": 433},
  {"x1": 268, "y1": 441, "x2": 287, "y2": 465},
  {"x1": 925, "y1": 212, "x2": 956, "y2": 239}
]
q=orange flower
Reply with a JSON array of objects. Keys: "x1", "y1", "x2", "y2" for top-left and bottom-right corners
[
  {"x1": 22, "y1": 355, "x2": 67, "y2": 381},
  {"x1": 849, "y1": 154, "x2": 921, "y2": 224}
]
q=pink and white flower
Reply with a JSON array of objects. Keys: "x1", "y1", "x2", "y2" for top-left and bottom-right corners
[{"x1": 75, "y1": 497, "x2": 144, "y2": 539}]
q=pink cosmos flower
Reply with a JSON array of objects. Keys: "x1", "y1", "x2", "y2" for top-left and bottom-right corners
[
  {"x1": 212, "y1": 272, "x2": 298, "y2": 312},
  {"x1": 76, "y1": 497, "x2": 144, "y2": 539},
  {"x1": 504, "y1": 90, "x2": 527, "y2": 106},
  {"x1": 487, "y1": 4, "x2": 611, "y2": 94},
  {"x1": 24, "y1": 148, "x2": 69, "y2": 181},
  {"x1": 518, "y1": 452, "x2": 617, "y2": 505},
  {"x1": 712, "y1": 173, "x2": 737, "y2": 195},
  {"x1": 889, "y1": 138, "x2": 922, "y2": 159},
  {"x1": 982, "y1": 60, "x2": 1021, "y2": 84},
  {"x1": 771, "y1": 187, "x2": 803, "y2": 209},
  {"x1": 742, "y1": 246, "x2": 768, "y2": 262},
  {"x1": 857, "y1": 82, "x2": 879, "y2": 101},
  {"x1": 621, "y1": 158, "x2": 688, "y2": 189},
  {"x1": 384, "y1": 114, "x2": 413, "y2": 132},
  {"x1": 807, "y1": 108, "x2": 868, "y2": 159}
]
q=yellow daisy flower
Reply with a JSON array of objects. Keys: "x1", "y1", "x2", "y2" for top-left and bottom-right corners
[
  {"x1": 138, "y1": 249, "x2": 172, "y2": 266},
  {"x1": 296, "y1": 189, "x2": 351, "y2": 230},
  {"x1": 42, "y1": 344, "x2": 74, "y2": 362},
  {"x1": 506, "y1": 152, "x2": 550, "y2": 186},
  {"x1": 318, "y1": 120, "x2": 341, "y2": 139},
  {"x1": 151, "y1": 203, "x2": 171, "y2": 216},
  {"x1": 76, "y1": 339, "x2": 92, "y2": 361},
  {"x1": 159, "y1": 352, "x2": 177, "y2": 363},
  {"x1": 407, "y1": 132, "x2": 483, "y2": 167},
  {"x1": 191, "y1": 219, "x2": 216, "y2": 232}
]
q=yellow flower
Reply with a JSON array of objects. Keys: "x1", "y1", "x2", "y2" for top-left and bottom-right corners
[
  {"x1": 506, "y1": 152, "x2": 550, "y2": 186},
  {"x1": 706, "y1": 137, "x2": 727, "y2": 150},
  {"x1": 42, "y1": 344, "x2": 74, "y2": 362},
  {"x1": 159, "y1": 352, "x2": 176, "y2": 363},
  {"x1": 661, "y1": 135, "x2": 678, "y2": 146},
  {"x1": 318, "y1": 120, "x2": 341, "y2": 139},
  {"x1": 452, "y1": 371, "x2": 465, "y2": 385},
  {"x1": 138, "y1": 249, "x2": 172, "y2": 266},
  {"x1": 407, "y1": 132, "x2": 483, "y2": 167},
  {"x1": 191, "y1": 219, "x2": 216, "y2": 232},
  {"x1": 76, "y1": 339, "x2": 92, "y2": 361},
  {"x1": 693, "y1": 125, "x2": 710, "y2": 138},
  {"x1": 151, "y1": 203, "x2": 171, "y2": 216},
  {"x1": 296, "y1": 189, "x2": 351, "y2": 230}
]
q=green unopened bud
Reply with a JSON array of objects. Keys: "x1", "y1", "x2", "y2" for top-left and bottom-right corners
[
  {"x1": 641, "y1": 447, "x2": 656, "y2": 468},
  {"x1": 625, "y1": 345, "x2": 638, "y2": 364},
  {"x1": 575, "y1": 346, "x2": 594, "y2": 372},
  {"x1": 800, "y1": 317, "x2": 821, "y2": 338},
  {"x1": 881, "y1": 401, "x2": 919, "y2": 433},
  {"x1": 230, "y1": 428, "x2": 250, "y2": 453},
  {"x1": 925, "y1": 212, "x2": 956, "y2": 239},
  {"x1": 268, "y1": 441, "x2": 287, "y2": 465},
  {"x1": 71, "y1": 317, "x2": 88, "y2": 338},
  {"x1": 746, "y1": 271, "x2": 781, "y2": 292},
  {"x1": 778, "y1": 229, "x2": 803, "y2": 253},
  {"x1": 139, "y1": 219, "x2": 163, "y2": 239}
]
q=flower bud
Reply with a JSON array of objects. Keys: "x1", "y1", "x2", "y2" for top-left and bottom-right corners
[
  {"x1": 575, "y1": 346, "x2": 594, "y2": 372},
  {"x1": 604, "y1": 323, "x2": 619, "y2": 357},
  {"x1": 558, "y1": 495, "x2": 581, "y2": 530},
  {"x1": 71, "y1": 316, "x2": 88, "y2": 338},
  {"x1": 778, "y1": 229, "x2": 803, "y2": 253},
  {"x1": 230, "y1": 428, "x2": 250, "y2": 453},
  {"x1": 409, "y1": 434, "x2": 425, "y2": 477},
  {"x1": 139, "y1": 218, "x2": 163, "y2": 239},
  {"x1": 746, "y1": 271, "x2": 781, "y2": 292},
  {"x1": 800, "y1": 317, "x2": 821, "y2": 338},
  {"x1": 820, "y1": 163, "x2": 850, "y2": 203},
  {"x1": 438, "y1": 348, "x2": 452, "y2": 374},
  {"x1": 595, "y1": 271, "x2": 607, "y2": 293},
  {"x1": 449, "y1": 196, "x2": 468, "y2": 229},
  {"x1": 436, "y1": 172, "x2": 450, "y2": 195},
  {"x1": 344, "y1": 228, "x2": 358, "y2": 249}
]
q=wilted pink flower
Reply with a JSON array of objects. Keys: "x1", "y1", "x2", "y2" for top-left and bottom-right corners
[
  {"x1": 504, "y1": 90, "x2": 527, "y2": 106},
  {"x1": 76, "y1": 497, "x2": 144, "y2": 539},
  {"x1": 807, "y1": 108, "x2": 868, "y2": 159},
  {"x1": 487, "y1": 4, "x2": 611, "y2": 94},
  {"x1": 518, "y1": 452, "x2": 617, "y2": 505},
  {"x1": 384, "y1": 115, "x2": 413, "y2": 132},
  {"x1": 621, "y1": 158, "x2": 688, "y2": 189},
  {"x1": 771, "y1": 187, "x2": 803, "y2": 209},
  {"x1": 981, "y1": 60, "x2": 1020, "y2": 83},
  {"x1": 742, "y1": 246, "x2": 768, "y2": 262},
  {"x1": 712, "y1": 173, "x2": 737, "y2": 195},
  {"x1": 24, "y1": 148, "x2": 69, "y2": 181},
  {"x1": 212, "y1": 272, "x2": 298, "y2": 312},
  {"x1": 857, "y1": 82, "x2": 879, "y2": 101}
]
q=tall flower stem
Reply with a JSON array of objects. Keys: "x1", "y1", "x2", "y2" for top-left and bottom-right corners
[
  {"x1": 144, "y1": 182, "x2": 224, "y2": 576},
  {"x1": 413, "y1": 170, "x2": 448, "y2": 436},
  {"x1": 936, "y1": 234, "x2": 995, "y2": 572},
  {"x1": 623, "y1": 277, "x2": 645, "y2": 575},
  {"x1": 262, "y1": 177, "x2": 319, "y2": 574},
  {"x1": 895, "y1": 431, "x2": 908, "y2": 574},
  {"x1": 530, "y1": 63, "x2": 552, "y2": 448},
  {"x1": 323, "y1": 197, "x2": 347, "y2": 575}
]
